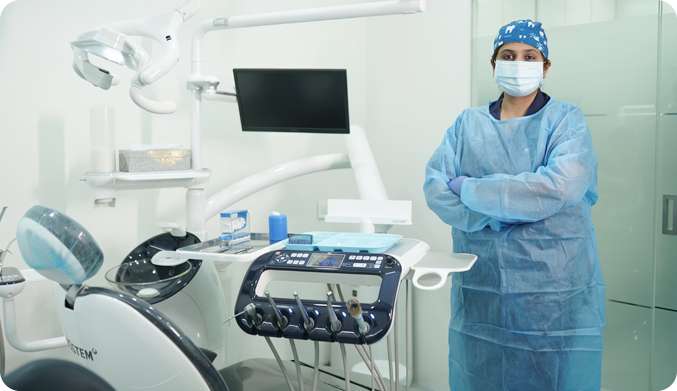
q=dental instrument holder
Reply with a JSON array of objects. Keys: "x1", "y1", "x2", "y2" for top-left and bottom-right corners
[{"x1": 234, "y1": 249, "x2": 401, "y2": 345}]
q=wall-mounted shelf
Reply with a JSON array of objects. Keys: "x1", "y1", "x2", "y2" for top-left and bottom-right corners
[{"x1": 80, "y1": 169, "x2": 211, "y2": 208}]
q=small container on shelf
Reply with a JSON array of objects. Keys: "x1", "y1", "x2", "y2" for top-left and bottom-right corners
[{"x1": 219, "y1": 210, "x2": 250, "y2": 243}]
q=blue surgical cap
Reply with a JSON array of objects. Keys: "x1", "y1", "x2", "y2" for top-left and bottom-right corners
[{"x1": 493, "y1": 19, "x2": 548, "y2": 59}]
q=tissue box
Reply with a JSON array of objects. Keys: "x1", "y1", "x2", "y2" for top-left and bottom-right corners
[{"x1": 119, "y1": 149, "x2": 191, "y2": 172}]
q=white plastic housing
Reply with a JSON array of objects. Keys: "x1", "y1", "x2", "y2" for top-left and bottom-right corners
[
  {"x1": 325, "y1": 199, "x2": 412, "y2": 225},
  {"x1": 52, "y1": 283, "x2": 213, "y2": 390}
]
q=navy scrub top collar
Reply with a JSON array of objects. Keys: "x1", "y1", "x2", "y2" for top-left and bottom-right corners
[{"x1": 489, "y1": 89, "x2": 551, "y2": 120}]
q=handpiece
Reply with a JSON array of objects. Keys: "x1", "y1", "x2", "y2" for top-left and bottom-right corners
[
  {"x1": 265, "y1": 291, "x2": 288, "y2": 328},
  {"x1": 293, "y1": 291, "x2": 315, "y2": 331},
  {"x1": 347, "y1": 298, "x2": 369, "y2": 334},
  {"x1": 326, "y1": 291, "x2": 342, "y2": 333},
  {"x1": 224, "y1": 302, "x2": 260, "y2": 324},
  {"x1": 244, "y1": 303, "x2": 262, "y2": 327}
]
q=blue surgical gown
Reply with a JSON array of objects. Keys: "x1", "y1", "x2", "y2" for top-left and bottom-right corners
[{"x1": 423, "y1": 98, "x2": 606, "y2": 391}]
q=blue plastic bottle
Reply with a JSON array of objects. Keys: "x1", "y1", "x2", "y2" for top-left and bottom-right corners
[{"x1": 269, "y1": 211, "x2": 287, "y2": 244}]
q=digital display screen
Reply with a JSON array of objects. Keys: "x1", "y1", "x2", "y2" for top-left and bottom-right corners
[
  {"x1": 306, "y1": 254, "x2": 345, "y2": 268},
  {"x1": 233, "y1": 69, "x2": 350, "y2": 134}
]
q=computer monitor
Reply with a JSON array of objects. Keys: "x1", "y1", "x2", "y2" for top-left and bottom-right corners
[{"x1": 233, "y1": 69, "x2": 350, "y2": 134}]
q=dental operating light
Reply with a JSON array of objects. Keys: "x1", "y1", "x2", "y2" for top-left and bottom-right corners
[
  {"x1": 70, "y1": 0, "x2": 202, "y2": 114},
  {"x1": 71, "y1": 0, "x2": 424, "y2": 115}
]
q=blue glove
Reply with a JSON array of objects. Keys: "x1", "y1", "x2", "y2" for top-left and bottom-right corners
[
  {"x1": 448, "y1": 176, "x2": 469, "y2": 196},
  {"x1": 500, "y1": 221, "x2": 527, "y2": 226}
]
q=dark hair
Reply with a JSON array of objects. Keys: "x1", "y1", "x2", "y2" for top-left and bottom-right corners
[{"x1": 491, "y1": 46, "x2": 551, "y2": 69}]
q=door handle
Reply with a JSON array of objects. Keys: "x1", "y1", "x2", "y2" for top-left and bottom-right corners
[{"x1": 663, "y1": 195, "x2": 677, "y2": 235}]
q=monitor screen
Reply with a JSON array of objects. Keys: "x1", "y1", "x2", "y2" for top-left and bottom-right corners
[{"x1": 233, "y1": 69, "x2": 350, "y2": 134}]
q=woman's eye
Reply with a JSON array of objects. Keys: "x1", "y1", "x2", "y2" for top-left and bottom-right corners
[{"x1": 501, "y1": 54, "x2": 513, "y2": 60}]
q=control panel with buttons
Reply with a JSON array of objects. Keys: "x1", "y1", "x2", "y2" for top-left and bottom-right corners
[
  {"x1": 270, "y1": 250, "x2": 393, "y2": 271},
  {"x1": 235, "y1": 249, "x2": 402, "y2": 345}
]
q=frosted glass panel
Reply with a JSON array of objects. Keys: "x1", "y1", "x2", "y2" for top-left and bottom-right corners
[
  {"x1": 587, "y1": 114, "x2": 656, "y2": 307},
  {"x1": 654, "y1": 117, "x2": 677, "y2": 310},
  {"x1": 537, "y1": 0, "x2": 567, "y2": 28},
  {"x1": 471, "y1": 35, "x2": 499, "y2": 106},
  {"x1": 592, "y1": 0, "x2": 616, "y2": 23},
  {"x1": 503, "y1": 0, "x2": 536, "y2": 25},
  {"x1": 566, "y1": 0, "x2": 592, "y2": 26},
  {"x1": 660, "y1": 12, "x2": 677, "y2": 113},
  {"x1": 653, "y1": 309, "x2": 677, "y2": 391},
  {"x1": 616, "y1": 0, "x2": 658, "y2": 19},
  {"x1": 602, "y1": 302, "x2": 653, "y2": 391},
  {"x1": 656, "y1": 5, "x2": 677, "y2": 313},
  {"x1": 473, "y1": 0, "x2": 504, "y2": 37},
  {"x1": 543, "y1": 16, "x2": 658, "y2": 116}
]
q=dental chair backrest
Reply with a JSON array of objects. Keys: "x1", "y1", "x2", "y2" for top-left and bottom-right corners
[{"x1": 16, "y1": 206, "x2": 229, "y2": 391}]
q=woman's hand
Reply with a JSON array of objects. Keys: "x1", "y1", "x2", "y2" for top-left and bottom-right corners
[{"x1": 448, "y1": 176, "x2": 469, "y2": 195}]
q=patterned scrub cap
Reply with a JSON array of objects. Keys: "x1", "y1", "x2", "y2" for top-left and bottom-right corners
[{"x1": 493, "y1": 19, "x2": 548, "y2": 59}]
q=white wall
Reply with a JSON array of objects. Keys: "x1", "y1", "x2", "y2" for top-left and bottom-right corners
[
  {"x1": 0, "y1": 0, "x2": 471, "y2": 386},
  {"x1": 365, "y1": 2, "x2": 471, "y2": 388}
]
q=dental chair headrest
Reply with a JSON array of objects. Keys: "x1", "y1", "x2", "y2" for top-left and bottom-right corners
[{"x1": 16, "y1": 206, "x2": 104, "y2": 285}]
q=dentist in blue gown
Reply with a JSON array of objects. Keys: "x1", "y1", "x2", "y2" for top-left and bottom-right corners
[{"x1": 423, "y1": 20, "x2": 606, "y2": 391}]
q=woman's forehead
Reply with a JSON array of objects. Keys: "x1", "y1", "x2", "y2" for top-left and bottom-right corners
[{"x1": 498, "y1": 42, "x2": 539, "y2": 53}]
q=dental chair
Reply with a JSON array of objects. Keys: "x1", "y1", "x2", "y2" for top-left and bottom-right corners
[{"x1": 12, "y1": 205, "x2": 229, "y2": 391}]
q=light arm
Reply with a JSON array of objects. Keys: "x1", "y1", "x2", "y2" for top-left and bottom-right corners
[
  {"x1": 191, "y1": 0, "x2": 425, "y2": 74},
  {"x1": 204, "y1": 154, "x2": 351, "y2": 221}
]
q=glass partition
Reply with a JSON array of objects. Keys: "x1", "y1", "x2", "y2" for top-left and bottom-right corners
[{"x1": 471, "y1": 2, "x2": 677, "y2": 390}]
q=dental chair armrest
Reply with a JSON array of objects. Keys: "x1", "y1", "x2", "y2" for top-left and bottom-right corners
[{"x1": 3, "y1": 298, "x2": 67, "y2": 352}]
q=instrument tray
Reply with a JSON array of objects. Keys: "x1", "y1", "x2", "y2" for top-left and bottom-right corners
[{"x1": 285, "y1": 232, "x2": 402, "y2": 253}]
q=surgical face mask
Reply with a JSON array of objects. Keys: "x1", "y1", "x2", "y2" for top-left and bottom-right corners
[{"x1": 493, "y1": 61, "x2": 544, "y2": 97}]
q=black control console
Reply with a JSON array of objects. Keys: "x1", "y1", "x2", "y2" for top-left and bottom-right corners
[{"x1": 234, "y1": 249, "x2": 402, "y2": 345}]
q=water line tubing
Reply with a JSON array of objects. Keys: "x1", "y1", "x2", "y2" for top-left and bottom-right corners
[
  {"x1": 370, "y1": 345, "x2": 380, "y2": 391},
  {"x1": 336, "y1": 284, "x2": 389, "y2": 390},
  {"x1": 355, "y1": 345, "x2": 387, "y2": 391},
  {"x1": 395, "y1": 310, "x2": 400, "y2": 391},
  {"x1": 340, "y1": 343, "x2": 351, "y2": 391},
  {"x1": 312, "y1": 341, "x2": 320, "y2": 391},
  {"x1": 0, "y1": 319, "x2": 4, "y2": 377},
  {"x1": 371, "y1": 346, "x2": 375, "y2": 391},
  {"x1": 405, "y1": 280, "x2": 411, "y2": 391},
  {"x1": 387, "y1": 335, "x2": 394, "y2": 391},
  {"x1": 265, "y1": 336, "x2": 295, "y2": 391},
  {"x1": 290, "y1": 339, "x2": 304, "y2": 391}
]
